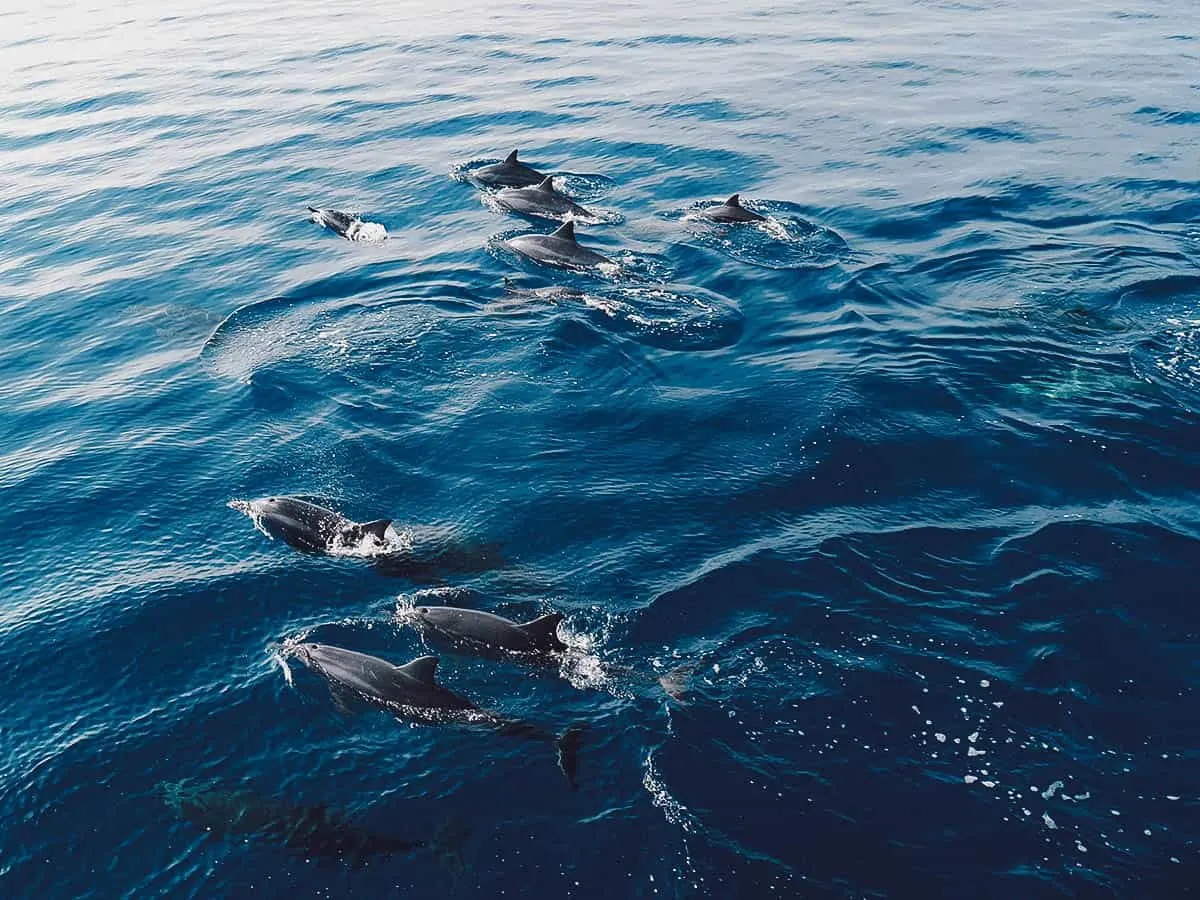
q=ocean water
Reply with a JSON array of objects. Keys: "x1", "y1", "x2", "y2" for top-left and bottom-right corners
[{"x1": 1, "y1": 0, "x2": 1198, "y2": 896}]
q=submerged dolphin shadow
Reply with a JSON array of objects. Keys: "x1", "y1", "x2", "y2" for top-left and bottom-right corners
[{"x1": 159, "y1": 778, "x2": 467, "y2": 870}]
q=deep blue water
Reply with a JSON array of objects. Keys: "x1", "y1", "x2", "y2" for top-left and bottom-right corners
[{"x1": 2, "y1": 0, "x2": 1198, "y2": 896}]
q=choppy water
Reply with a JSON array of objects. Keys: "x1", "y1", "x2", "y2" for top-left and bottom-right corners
[{"x1": 2, "y1": 0, "x2": 1198, "y2": 896}]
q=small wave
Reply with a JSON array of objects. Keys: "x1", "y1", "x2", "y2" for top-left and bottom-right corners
[
  {"x1": 501, "y1": 281, "x2": 741, "y2": 351},
  {"x1": 681, "y1": 200, "x2": 849, "y2": 269},
  {"x1": 1130, "y1": 320, "x2": 1200, "y2": 411},
  {"x1": 580, "y1": 285, "x2": 742, "y2": 351},
  {"x1": 552, "y1": 172, "x2": 616, "y2": 203},
  {"x1": 202, "y1": 297, "x2": 335, "y2": 383},
  {"x1": 606, "y1": 249, "x2": 676, "y2": 283},
  {"x1": 643, "y1": 749, "x2": 700, "y2": 834}
]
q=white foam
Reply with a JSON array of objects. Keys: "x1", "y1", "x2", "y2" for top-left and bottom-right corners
[
  {"x1": 272, "y1": 651, "x2": 294, "y2": 687},
  {"x1": 1042, "y1": 780, "x2": 1064, "y2": 800},
  {"x1": 643, "y1": 751, "x2": 698, "y2": 834}
]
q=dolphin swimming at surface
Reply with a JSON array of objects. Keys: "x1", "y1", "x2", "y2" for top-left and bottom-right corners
[
  {"x1": 504, "y1": 220, "x2": 613, "y2": 270},
  {"x1": 494, "y1": 176, "x2": 595, "y2": 222},
  {"x1": 232, "y1": 496, "x2": 393, "y2": 554},
  {"x1": 295, "y1": 645, "x2": 477, "y2": 712},
  {"x1": 159, "y1": 779, "x2": 440, "y2": 866},
  {"x1": 308, "y1": 207, "x2": 388, "y2": 241},
  {"x1": 402, "y1": 601, "x2": 695, "y2": 706},
  {"x1": 472, "y1": 150, "x2": 547, "y2": 188},
  {"x1": 291, "y1": 643, "x2": 583, "y2": 788},
  {"x1": 231, "y1": 496, "x2": 508, "y2": 581},
  {"x1": 410, "y1": 606, "x2": 568, "y2": 657},
  {"x1": 697, "y1": 193, "x2": 765, "y2": 223}
]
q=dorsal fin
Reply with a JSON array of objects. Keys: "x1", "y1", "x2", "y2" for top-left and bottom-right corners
[
  {"x1": 397, "y1": 655, "x2": 439, "y2": 683},
  {"x1": 550, "y1": 220, "x2": 576, "y2": 242},
  {"x1": 339, "y1": 519, "x2": 392, "y2": 544},
  {"x1": 359, "y1": 519, "x2": 391, "y2": 541},
  {"x1": 519, "y1": 612, "x2": 565, "y2": 648},
  {"x1": 724, "y1": 194, "x2": 741, "y2": 207},
  {"x1": 536, "y1": 175, "x2": 556, "y2": 192},
  {"x1": 504, "y1": 149, "x2": 519, "y2": 164}
]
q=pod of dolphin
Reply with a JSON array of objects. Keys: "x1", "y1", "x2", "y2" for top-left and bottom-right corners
[{"x1": 183, "y1": 150, "x2": 771, "y2": 863}]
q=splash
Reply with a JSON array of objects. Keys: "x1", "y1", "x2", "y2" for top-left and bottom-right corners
[
  {"x1": 271, "y1": 650, "x2": 294, "y2": 687},
  {"x1": 328, "y1": 523, "x2": 414, "y2": 559}
]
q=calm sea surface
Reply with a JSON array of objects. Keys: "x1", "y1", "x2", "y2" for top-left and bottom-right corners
[{"x1": 2, "y1": 1, "x2": 1198, "y2": 896}]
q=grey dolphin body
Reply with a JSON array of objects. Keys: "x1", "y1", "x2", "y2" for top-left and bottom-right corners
[
  {"x1": 308, "y1": 206, "x2": 369, "y2": 239},
  {"x1": 159, "y1": 780, "x2": 434, "y2": 865},
  {"x1": 698, "y1": 193, "x2": 766, "y2": 223},
  {"x1": 413, "y1": 606, "x2": 567, "y2": 656},
  {"x1": 240, "y1": 496, "x2": 391, "y2": 553},
  {"x1": 495, "y1": 176, "x2": 594, "y2": 221},
  {"x1": 293, "y1": 644, "x2": 583, "y2": 787},
  {"x1": 295, "y1": 644, "x2": 477, "y2": 712},
  {"x1": 505, "y1": 220, "x2": 613, "y2": 270},
  {"x1": 473, "y1": 150, "x2": 547, "y2": 188}
]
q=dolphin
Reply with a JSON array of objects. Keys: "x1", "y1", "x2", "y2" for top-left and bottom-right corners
[
  {"x1": 232, "y1": 497, "x2": 506, "y2": 580},
  {"x1": 159, "y1": 779, "x2": 439, "y2": 866},
  {"x1": 294, "y1": 644, "x2": 477, "y2": 712},
  {"x1": 698, "y1": 193, "x2": 765, "y2": 223},
  {"x1": 505, "y1": 220, "x2": 613, "y2": 270},
  {"x1": 473, "y1": 150, "x2": 547, "y2": 188},
  {"x1": 234, "y1": 496, "x2": 392, "y2": 554},
  {"x1": 411, "y1": 606, "x2": 568, "y2": 657},
  {"x1": 308, "y1": 207, "x2": 386, "y2": 241},
  {"x1": 292, "y1": 644, "x2": 583, "y2": 788},
  {"x1": 495, "y1": 176, "x2": 594, "y2": 221}
]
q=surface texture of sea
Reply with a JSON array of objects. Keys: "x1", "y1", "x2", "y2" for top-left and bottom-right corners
[{"x1": 2, "y1": 0, "x2": 1198, "y2": 896}]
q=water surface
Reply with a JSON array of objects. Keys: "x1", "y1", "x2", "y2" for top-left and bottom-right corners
[{"x1": 2, "y1": 0, "x2": 1198, "y2": 896}]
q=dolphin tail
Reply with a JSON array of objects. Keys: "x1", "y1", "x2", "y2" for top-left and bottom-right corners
[{"x1": 555, "y1": 723, "x2": 586, "y2": 790}]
